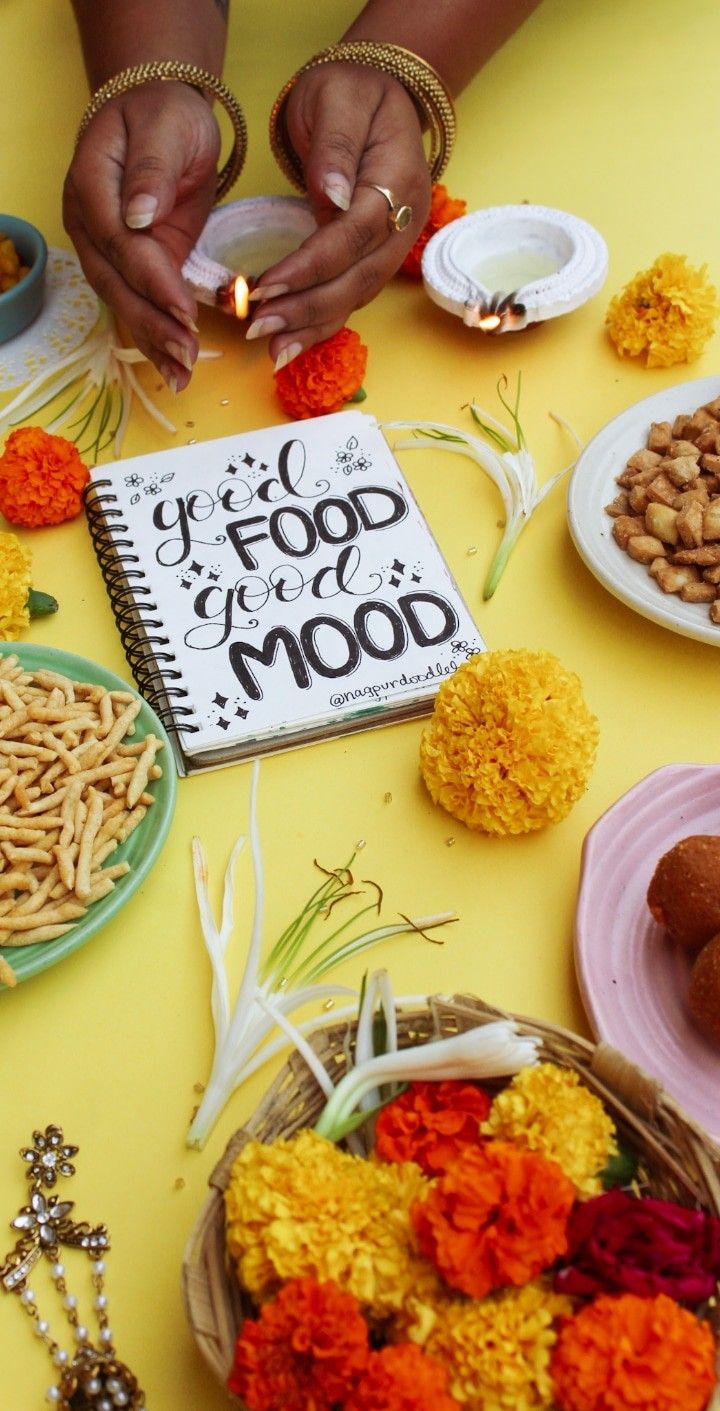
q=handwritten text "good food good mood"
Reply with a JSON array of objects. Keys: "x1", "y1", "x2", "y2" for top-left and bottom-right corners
[{"x1": 149, "y1": 438, "x2": 460, "y2": 698}]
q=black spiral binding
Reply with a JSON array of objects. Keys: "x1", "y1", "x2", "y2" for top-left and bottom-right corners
[{"x1": 84, "y1": 481, "x2": 199, "y2": 742}]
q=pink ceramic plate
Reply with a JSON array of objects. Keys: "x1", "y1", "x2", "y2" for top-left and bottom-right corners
[{"x1": 575, "y1": 763, "x2": 720, "y2": 1139}]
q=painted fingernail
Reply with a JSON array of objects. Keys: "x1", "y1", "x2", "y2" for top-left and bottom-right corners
[
  {"x1": 322, "y1": 173, "x2": 352, "y2": 211},
  {"x1": 169, "y1": 304, "x2": 199, "y2": 335},
  {"x1": 246, "y1": 315, "x2": 287, "y2": 342},
  {"x1": 248, "y1": 283, "x2": 291, "y2": 303},
  {"x1": 165, "y1": 339, "x2": 195, "y2": 372},
  {"x1": 273, "y1": 341, "x2": 304, "y2": 373},
  {"x1": 125, "y1": 194, "x2": 158, "y2": 230}
]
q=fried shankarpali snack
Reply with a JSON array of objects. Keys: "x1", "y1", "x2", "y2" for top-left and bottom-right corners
[
  {"x1": 605, "y1": 394, "x2": 720, "y2": 625},
  {"x1": 0, "y1": 654, "x2": 164, "y2": 961}
]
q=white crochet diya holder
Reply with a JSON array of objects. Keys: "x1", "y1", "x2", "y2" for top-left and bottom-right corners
[
  {"x1": 422, "y1": 203, "x2": 608, "y2": 334},
  {"x1": 181, "y1": 195, "x2": 317, "y2": 315}
]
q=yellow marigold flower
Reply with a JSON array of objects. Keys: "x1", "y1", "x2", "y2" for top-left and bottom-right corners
[
  {"x1": 0, "y1": 531, "x2": 31, "y2": 640},
  {"x1": 224, "y1": 1130, "x2": 442, "y2": 1321},
  {"x1": 419, "y1": 650, "x2": 598, "y2": 835},
  {"x1": 397, "y1": 1280, "x2": 572, "y2": 1411},
  {"x1": 605, "y1": 253, "x2": 719, "y2": 368},
  {"x1": 482, "y1": 1063, "x2": 617, "y2": 1197}
]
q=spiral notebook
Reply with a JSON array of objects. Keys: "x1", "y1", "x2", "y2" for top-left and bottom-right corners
[{"x1": 85, "y1": 411, "x2": 484, "y2": 775}]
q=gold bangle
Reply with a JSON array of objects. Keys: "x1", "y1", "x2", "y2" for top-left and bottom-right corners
[
  {"x1": 269, "y1": 41, "x2": 456, "y2": 191},
  {"x1": 75, "y1": 61, "x2": 247, "y2": 203}
]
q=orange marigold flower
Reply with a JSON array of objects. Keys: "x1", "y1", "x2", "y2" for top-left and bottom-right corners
[
  {"x1": 227, "y1": 1275, "x2": 369, "y2": 1411},
  {"x1": 375, "y1": 1080, "x2": 491, "y2": 1175},
  {"x1": 0, "y1": 427, "x2": 89, "y2": 528},
  {"x1": 401, "y1": 184, "x2": 467, "y2": 280},
  {"x1": 551, "y1": 1291, "x2": 716, "y2": 1411},
  {"x1": 274, "y1": 328, "x2": 368, "y2": 419},
  {"x1": 345, "y1": 1343, "x2": 460, "y2": 1411},
  {"x1": 411, "y1": 1141, "x2": 575, "y2": 1298}
]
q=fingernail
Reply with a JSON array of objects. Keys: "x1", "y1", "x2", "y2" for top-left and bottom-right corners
[
  {"x1": 169, "y1": 304, "x2": 199, "y2": 335},
  {"x1": 322, "y1": 173, "x2": 352, "y2": 211},
  {"x1": 274, "y1": 341, "x2": 304, "y2": 373},
  {"x1": 165, "y1": 339, "x2": 195, "y2": 373},
  {"x1": 246, "y1": 315, "x2": 287, "y2": 342},
  {"x1": 248, "y1": 283, "x2": 291, "y2": 303},
  {"x1": 125, "y1": 194, "x2": 158, "y2": 230},
  {"x1": 159, "y1": 364, "x2": 179, "y2": 394}
]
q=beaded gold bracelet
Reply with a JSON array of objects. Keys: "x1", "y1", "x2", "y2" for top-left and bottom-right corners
[
  {"x1": 75, "y1": 61, "x2": 247, "y2": 203},
  {"x1": 269, "y1": 40, "x2": 456, "y2": 191}
]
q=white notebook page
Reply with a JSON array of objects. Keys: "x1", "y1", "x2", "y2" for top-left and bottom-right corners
[{"x1": 92, "y1": 412, "x2": 484, "y2": 756}]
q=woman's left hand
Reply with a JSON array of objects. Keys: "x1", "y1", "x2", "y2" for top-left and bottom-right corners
[{"x1": 246, "y1": 62, "x2": 432, "y2": 368}]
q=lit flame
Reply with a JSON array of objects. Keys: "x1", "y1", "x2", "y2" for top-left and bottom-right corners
[
  {"x1": 231, "y1": 275, "x2": 249, "y2": 319},
  {"x1": 477, "y1": 313, "x2": 502, "y2": 331},
  {"x1": 216, "y1": 275, "x2": 250, "y2": 318}
]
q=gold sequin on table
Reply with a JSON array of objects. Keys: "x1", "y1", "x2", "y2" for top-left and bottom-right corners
[{"x1": 0, "y1": 1125, "x2": 146, "y2": 1410}]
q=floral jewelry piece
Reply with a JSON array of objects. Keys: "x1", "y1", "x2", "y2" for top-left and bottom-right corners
[{"x1": 1, "y1": 1124, "x2": 146, "y2": 1410}]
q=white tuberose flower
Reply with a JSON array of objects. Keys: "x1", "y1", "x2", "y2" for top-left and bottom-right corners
[
  {"x1": 315, "y1": 1019, "x2": 540, "y2": 1140},
  {"x1": 385, "y1": 373, "x2": 582, "y2": 599}
]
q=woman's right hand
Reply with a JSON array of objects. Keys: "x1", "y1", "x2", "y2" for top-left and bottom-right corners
[{"x1": 63, "y1": 80, "x2": 220, "y2": 389}]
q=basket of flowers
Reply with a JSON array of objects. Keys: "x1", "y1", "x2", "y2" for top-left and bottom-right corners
[{"x1": 182, "y1": 992, "x2": 720, "y2": 1411}]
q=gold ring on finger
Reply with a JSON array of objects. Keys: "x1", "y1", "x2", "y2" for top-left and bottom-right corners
[{"x1": 359, "y1": 182, "x2": 413, "y2": 233}]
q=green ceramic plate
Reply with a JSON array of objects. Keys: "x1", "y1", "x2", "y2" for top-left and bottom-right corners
[{"x1": 0, "y1": 643, "x2": 177, "y2": 986}]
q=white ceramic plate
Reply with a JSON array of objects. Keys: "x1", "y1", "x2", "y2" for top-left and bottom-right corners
[
  {"x1": 574, "y1": 763, "x2": 720, "y2": 1141},
  {"x1": 567, "y1": 376, "x2": 720, "y2": 646}
]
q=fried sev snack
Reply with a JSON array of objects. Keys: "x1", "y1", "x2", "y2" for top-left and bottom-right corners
[{"x1": 0, "y1": 654, "x2": 165, "y2": 984}]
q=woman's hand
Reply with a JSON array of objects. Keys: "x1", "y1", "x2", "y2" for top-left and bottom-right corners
[
  {"x1": 247, "y1": 63, "x2": 432, "y2": 369},
  {"x1": 63, "y1": 81, "x2": 219, "y2": 388}
]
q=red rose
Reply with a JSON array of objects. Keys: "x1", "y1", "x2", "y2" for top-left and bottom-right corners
[{"x1": 554, "y1": 1188, "x2": 720, "y2": 1302}]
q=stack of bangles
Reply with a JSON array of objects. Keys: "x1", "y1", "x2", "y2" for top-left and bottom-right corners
[
  {"x1": 269, "y1": 41, "x2": 456, "y2": 191},
  {"x1": 75, "y1": 41, "x2": 456, "y2": 209},
  {"x1": 75, "y1": 61, "x2": 248, "y2": 202}
]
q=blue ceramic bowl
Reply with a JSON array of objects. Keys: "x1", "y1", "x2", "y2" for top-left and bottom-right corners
[{"x1": 0, "y1": 214, "x2": 47, "y2": 345}]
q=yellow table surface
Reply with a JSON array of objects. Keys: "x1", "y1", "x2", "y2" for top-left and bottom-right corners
[{"x1": 2, "y1": 0, "x2": 720, "y2": 1404}]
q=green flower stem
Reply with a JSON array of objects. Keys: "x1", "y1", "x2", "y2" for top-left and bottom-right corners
[
  {"x1": 483, "y1": 516, "x2": 525, "y2": 599},
  {"x1": 283, "y1": 899, "x2": 382, "y2": 988},
  {"x1": 27, "y1": 589, "x2": 58, "y2": 619},
  {"x1": 298, "y1": 915, "x2": 455, "y2": 986},
  {"x1": 260, "y1": 860, "x2": 355, "y2": 982}
]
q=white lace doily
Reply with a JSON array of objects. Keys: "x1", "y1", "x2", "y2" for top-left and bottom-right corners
[{"x1": 0, "y1": 248, "x2": 100, "y2": 392}]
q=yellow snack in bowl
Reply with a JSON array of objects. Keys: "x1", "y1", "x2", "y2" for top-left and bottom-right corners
[{"x1": 0, "y1": 234, "x2": 29, "y2": 293}]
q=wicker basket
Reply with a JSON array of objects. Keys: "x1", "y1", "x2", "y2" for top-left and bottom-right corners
[{"x1": 182, "y1": 994, "x2": 720, "y2": 1396}]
